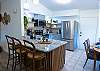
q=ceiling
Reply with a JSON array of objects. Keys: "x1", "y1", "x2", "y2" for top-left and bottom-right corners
[{"x1": 40, "y1": 0, "x2": 99, "y2": 11}]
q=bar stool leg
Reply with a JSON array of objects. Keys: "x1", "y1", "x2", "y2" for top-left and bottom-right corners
[
  {"x1": 7, "y1": 58, "x2": 10, "y2": 69},
  {"x1": 12, "y1": 54, "x2": 14, "y2": 71},
  {"x1": 7, "y1": 50, "x2": 10, "y2": 69},
  {"x1": 44, "y1": 58, "x2": 46, "y2": 71},
  {"x1": 19, "y1": 54, "x2": 22, "y2": 70},
  {"x1": 14, "y1": 56, "x2": 17, "y2": 71}
]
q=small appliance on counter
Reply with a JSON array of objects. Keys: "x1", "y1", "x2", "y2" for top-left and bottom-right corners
[
  {"x1": 34, "y1": 30, "x2": 43, "y2": 35},
  {"x1": 26, "y1": 29, "x2": 34, "y2": 39}
]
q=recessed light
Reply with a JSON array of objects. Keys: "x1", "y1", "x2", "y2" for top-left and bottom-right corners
[{"x1": 55, "y1": 0, "x2": 72, "y2": 4}]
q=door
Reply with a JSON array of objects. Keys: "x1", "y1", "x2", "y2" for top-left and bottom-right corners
[{"x1": 79, "y1": 17, "x2": 98, "y2": 49}]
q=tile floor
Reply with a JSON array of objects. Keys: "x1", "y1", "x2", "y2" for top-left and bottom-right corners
[
  {"x1": 62, "y1": 48, "x2": 100, "y2": 71},
  {"x1": 0, "y1": 48, "x2": 100, "y2": 71}
]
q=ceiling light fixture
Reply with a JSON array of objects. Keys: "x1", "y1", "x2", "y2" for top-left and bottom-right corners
[
  {"x1": 33, "y1": 0, "x2": 39, "y2": 5},
  {"x1": 55, "y1": 0, "x2": 72, "y2": 4}
]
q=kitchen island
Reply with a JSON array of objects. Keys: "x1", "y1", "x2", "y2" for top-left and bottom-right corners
[
  {"x1": 28, "y1": 39, "x2": 67, "y2": 71},
  {"x1": 22, "y1": 39, "x2": 67, "y2": 71}
]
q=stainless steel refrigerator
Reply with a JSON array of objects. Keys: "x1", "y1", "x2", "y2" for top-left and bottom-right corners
[{"x1": 61, "y1": 21, "x2": 79, "y2": 51}]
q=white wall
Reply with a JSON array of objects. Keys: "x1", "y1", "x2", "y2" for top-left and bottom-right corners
[
  {"x1": 79, "y1": 9, "x2": 98, "y2": 49},
  {"x1": 51, "y1": 9, "x2": 98, "y2": 49},
  {"x1": 97, "y1": 1, "x2": 100, "y2": 41},
  {"x1": 21, "y1": 0, "x2": 25, "y2": 36},
  {"x1": 23, "y1": 0, "x2": 52, "y2": 16},
  {"x1": 0, "y1": 1, "x2": 1, "y2": 45},
  {"x1": 0, "y1": 0, "x2": 22, "y2": 52},
  {"x1": 50, "y1": 9, "x2": 80, "y2": 25},
  {"x1": 52, "y1": 9, "x2": 79, "y2": 17},
  {"x1": 22, "y1": 0, "x2": 53, "y2": 36},
  {"x1": 32, "y1": 3, "x2": 52, "y2": 16}
]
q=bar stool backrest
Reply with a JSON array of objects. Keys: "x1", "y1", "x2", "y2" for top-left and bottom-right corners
[
  {"x1": 23, "y1": 40, "x2": 35, "y2": 51},
  {"x1": 23, "y1": 40, "x2": 36, "y2": 60},
  {"x1": 5, "y1": 35, "x2": 14, "y2": 50},
  {"x1": 12, "y1": 37, "x2": 23, "y2": 56},
  {"x1": 12, "y1": 37, "x2": 22, "y2": 46}
]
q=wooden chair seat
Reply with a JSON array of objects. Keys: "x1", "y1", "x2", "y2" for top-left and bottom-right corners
[
  {"x1": 27, "y1": 52, "x2": 45, "y2": 61},
  {"x1": 23, "y1": 40, "x2": 46, "y2": 71},
  {"x1": 15, "y1": 44, "x2": 31, "y2": 53},
  {"x1": 16, "y1": 48, "x2": 26, "y2": 54}
]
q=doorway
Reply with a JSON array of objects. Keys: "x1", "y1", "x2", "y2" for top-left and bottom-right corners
[{"x1": 79, "y1": 17, "x2": 98, "y2": 49}]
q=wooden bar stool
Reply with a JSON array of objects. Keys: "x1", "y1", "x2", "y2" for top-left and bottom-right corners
[
  {"x1": 12, "y1": 37, "x2": 28, "y2": 71},
  {"x1": 5, "y1": 35, "x2": 16, "y2": 71},
  {"x1": 23, "y1": 40, "x2": 46, "y2": 71}
]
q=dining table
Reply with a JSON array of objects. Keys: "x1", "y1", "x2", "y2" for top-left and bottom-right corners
[
  {"x1": 94, "y1": 47, "x2": 100, "y2": 53},
  {"x1": 93, "y1": 44, "x2": 100, "y2": 70}
]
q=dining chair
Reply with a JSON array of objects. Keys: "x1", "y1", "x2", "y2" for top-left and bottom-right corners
[
  {"x1": 5, "y1": 35, "x2": 15, "y2": 71},
  {"x1": 23, "y1": 39, "x2": 46, "y2": 71},
  {"x1": 83, "y1": 39, "x2": 100, "y2": 69}
]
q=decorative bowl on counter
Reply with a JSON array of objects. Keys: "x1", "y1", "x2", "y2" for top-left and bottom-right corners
[{"x1": 38, "y1": 41, "x2": 52, "y2": 44}]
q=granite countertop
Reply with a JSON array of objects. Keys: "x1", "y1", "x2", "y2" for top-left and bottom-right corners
[{"x1": 27, "y1": 39, "x2": 67, "y2": 52}]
